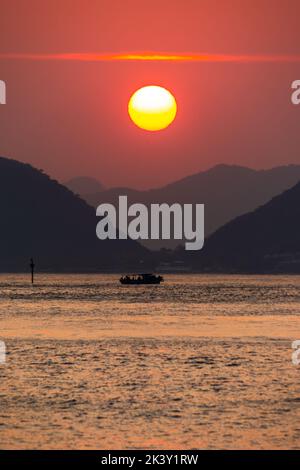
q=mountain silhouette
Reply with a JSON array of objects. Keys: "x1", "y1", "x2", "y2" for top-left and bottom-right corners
[
  {"x1": 0, "y1": 157, "x2": 148, "y2": 272},
  {"x1": 84, "y1": 164, "x2": 300, "y2": 250},
  {"x1": 65, "y1": 176, "x2": 105, "y2": 197},
  {"x1": 184, "y1": 181, "x2": 300, "y2": 273}
]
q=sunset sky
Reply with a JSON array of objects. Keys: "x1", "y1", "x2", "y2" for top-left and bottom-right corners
[{"x1": 0, "y1": 0, "x2": 300, "y2": 188}]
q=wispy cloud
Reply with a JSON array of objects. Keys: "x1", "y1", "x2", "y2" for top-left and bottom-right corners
[{"x1": 1, "y1": 52, "x2": 300, "y2": 63}]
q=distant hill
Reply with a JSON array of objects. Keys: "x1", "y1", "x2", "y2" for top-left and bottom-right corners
[
  {"x1": 0, "y1": 157, "x2": 148, "y2": 272},
  {"x1": 184, "y1": 181, "x2": 300, "y2": 273},
  {"x1": 84, "y1": 164, "x2": 300, "y2": 250},
  {"x1": 65, "y1": 176, "x2": 105, "y2": 196}
]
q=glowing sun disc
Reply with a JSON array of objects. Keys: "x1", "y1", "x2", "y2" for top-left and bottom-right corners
[{"x1": 128, "y1": 85, "x2": 177, "y2": 131}]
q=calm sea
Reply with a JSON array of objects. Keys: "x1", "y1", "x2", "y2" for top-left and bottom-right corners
[{"x1": 0, "y1": 274, "x2": 300, "y2": 449}]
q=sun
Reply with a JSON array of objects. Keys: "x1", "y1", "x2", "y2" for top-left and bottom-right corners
[{"x1": 128, "y1": 85, "x2": 177, "y2": 131}]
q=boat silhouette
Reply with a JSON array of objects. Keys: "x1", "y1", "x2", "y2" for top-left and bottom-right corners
[{"x1": 120, "y1": 273, "x2": 164, "y2": 285}]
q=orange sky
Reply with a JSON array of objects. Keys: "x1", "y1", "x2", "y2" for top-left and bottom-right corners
[{"x1": 0, "y1": 0, "x2": 300, "y2": 188}]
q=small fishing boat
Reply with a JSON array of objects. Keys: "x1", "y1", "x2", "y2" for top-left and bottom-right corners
[{"x1": 120, "y1": 273, "x2": 164, "y2": 285}]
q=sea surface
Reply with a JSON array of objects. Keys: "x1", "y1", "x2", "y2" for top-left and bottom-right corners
[{"x1": 0, "y1": 274, "x2": 300, "y2": 449}]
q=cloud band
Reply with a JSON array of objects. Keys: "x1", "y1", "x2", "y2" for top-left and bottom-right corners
[{"x1": 1, "y1": 52, "x2": 300, "y2": 63}]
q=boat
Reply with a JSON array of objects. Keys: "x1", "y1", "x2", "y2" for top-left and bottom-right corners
[{"x1": 119, "y1": 273, "x2": 164, "y2": 285}]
